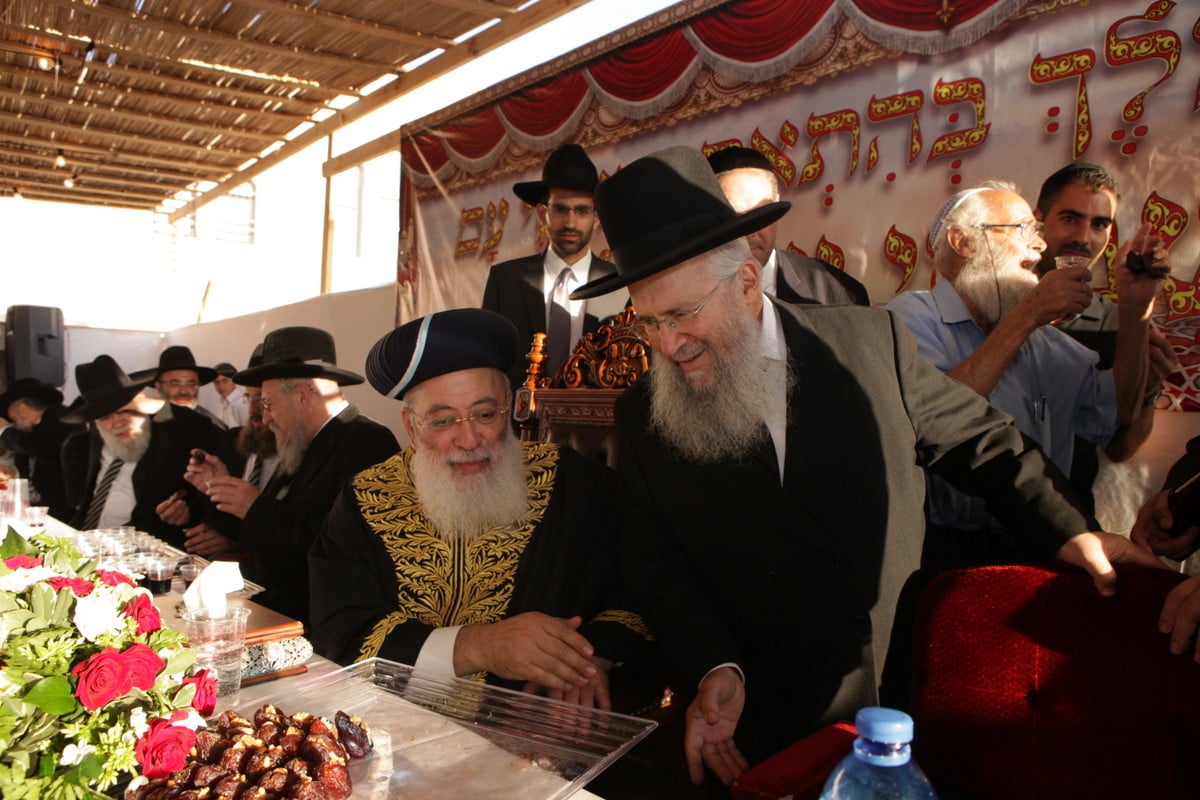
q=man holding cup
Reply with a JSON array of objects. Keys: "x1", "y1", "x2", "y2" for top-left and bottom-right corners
[{"x1": 885, "y1": 180, "x2": 1165, "y2": 569}]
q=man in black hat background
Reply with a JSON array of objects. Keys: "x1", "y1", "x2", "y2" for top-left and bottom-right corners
[
  {"x1": 134, "y1": 345, "x2": 227, "y2": 430},
  {"x1": 59, "y1": 355, "x2": 222, "y2": 547},
  {"x1": 707, "y1": 146, "x2": 869, "y2": 307},
  {"x1": 310, "y1": 309, "x2": 649, "y2": 712},
  {"x1": 568, "y1": 145, "x2": 1162, "y2": 788},
  {"x1": 482, "y1": 143, "x2": 626, "y2": 387},
  {"x1": 0, "y1": 378, "x2": 85, "y2": 522},
  {"x1": 185, "y1": 326, "x2": 399, "y2": 623}
]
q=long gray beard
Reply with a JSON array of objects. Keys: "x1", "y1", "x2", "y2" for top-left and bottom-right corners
[
  {"x1": 410, "y1": 433, "x2": 531, "y2": 542},
  {"x1": 98, "y1": 424, "x2": 152, "y2": 463},
  {"x1": 648, "y1": 309, "x2": 790, "y2": 463},
  {"x1": 274, "y1": 429, "x2": 311, "y2": 477}
]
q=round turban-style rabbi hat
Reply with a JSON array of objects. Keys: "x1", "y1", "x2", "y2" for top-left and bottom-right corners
[{"x1": 365, "y1": 309, "x2": 521, "y2": 400}]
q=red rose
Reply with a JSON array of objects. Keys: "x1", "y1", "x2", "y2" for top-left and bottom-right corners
[
  {"x1": 135, "y1": 717, "x2": 197, "y2": 779},
  {"x1": 123, "y1": 593, "x2": 162, "y2": 635},
  {"x1": 71, "y1": 647, "x2": 133, "y2": 710},
  {"x1": 122, "y1": 643, "x2": 166, "y2": 691},
  {"x1": 45, "y1": 576, "x2": 95, "y2": 596},
  {"x1": 96, "y1": 569, "x2": 137, "y2": 587},
  {"x1": 3, "y1": 555, "x2": 42, "y2": 569},
  {"x1": 179, "y1": 669, "x2": 218, "y2": 717}
]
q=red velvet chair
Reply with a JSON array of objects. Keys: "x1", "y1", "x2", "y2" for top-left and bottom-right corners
[{"x1": 734, "y1": 564, "x2": 1200, "y2": 800}]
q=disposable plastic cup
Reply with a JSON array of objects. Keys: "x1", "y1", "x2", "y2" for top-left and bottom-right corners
[{"x1": 180, "y1": 606, "x2": 250, "y2": 715}]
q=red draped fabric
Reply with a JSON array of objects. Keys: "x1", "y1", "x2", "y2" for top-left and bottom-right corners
[
  {"x1": 497, "y1": 72, "x2": 590, "y2": 136},
  {"x1": 402, "y1": 0, "x2": 1024, "y2": 179},
  {"x1": 690, "y1": 0, "x2": 835, "y2": 61},
  {"x1": 851, "y1": 0, "x2": 1015, "y2": 30},
  {"x1": 586, "y1": 29, "x2": 697, "y2": 102},
  {"x1": 437, "y1": 107, "x2": 506, "y2": 161}
]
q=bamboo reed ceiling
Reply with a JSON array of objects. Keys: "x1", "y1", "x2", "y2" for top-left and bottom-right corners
[{"x1": 0, "y1": 0, "x2": 569, "y2": 212}]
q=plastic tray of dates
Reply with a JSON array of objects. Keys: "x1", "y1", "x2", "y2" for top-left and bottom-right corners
[
  {"x1": 127, "y1": 705, "x2": 373, "y2": 800},
  {"x1": 171, "y1": 657, "x2": 656, "y2": 799}
]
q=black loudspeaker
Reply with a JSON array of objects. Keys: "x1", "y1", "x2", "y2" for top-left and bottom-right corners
[{"x1": 4, "y1": 305, "x2": 65, "y2": 387}]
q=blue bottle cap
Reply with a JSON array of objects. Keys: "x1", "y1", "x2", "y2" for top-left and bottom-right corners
[{"x1": 854, "y1": 707, "x2": 914, "y2": 744}]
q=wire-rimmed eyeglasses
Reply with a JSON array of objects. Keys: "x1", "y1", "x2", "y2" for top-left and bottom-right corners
[{"x1": 633, "y1": 273, "x2": 736, "y2": 338}]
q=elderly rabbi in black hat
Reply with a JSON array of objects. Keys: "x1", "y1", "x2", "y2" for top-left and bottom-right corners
[
  {"x1": 569, "y1": 145, "x2": 1161, "y2": 787},
  {"x1": 59, "y1": 355, "x2": 222, "y2": 547},
  {"x1": 482, "y1": 143, "x2": 627, "y2": 387},
  {"x1": 309, "y1": 308, "x2": 649, "y2": 711},
  {"x1": 183, "y1": 326, "x2": 398, "y2": 624},
  {"x1": 0, "y1": 377, "x2": 85, "y2": 522}
]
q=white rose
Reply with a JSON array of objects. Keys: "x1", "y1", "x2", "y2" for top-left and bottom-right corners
[
  {"x1": 73, "y1": 591, "x2": 125, "y2": 642},
  {"x1": 0, "y1": 565, "x2": 56, "y2": 593},
  {"x1": 61, "y1": 741, "x2": 96, "y2": 766}
]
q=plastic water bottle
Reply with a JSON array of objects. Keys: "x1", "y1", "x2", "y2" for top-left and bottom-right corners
[{"x1": 818, "y1": 707, "x2": 937, "y2": 799}]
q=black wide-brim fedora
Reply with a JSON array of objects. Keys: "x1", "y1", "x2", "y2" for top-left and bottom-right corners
[
  {"x1": 0, "y1": 378, "x2": 63, "y2": 421},
  {"x1": 130, "y1": 345, "x2": 218, "y2": 385},
  {"x1": 234, "y1": 326, "x2": 364, "y2": 387},
  {"x1": 61, "y1": 355, "x2": 160, "y2": 423},
  {"x1": 570, "y1": 145, "x2": 790, "y2": 300},
  {"x1": 512, "y1": 143, "x2": 599, "y2": 206}
]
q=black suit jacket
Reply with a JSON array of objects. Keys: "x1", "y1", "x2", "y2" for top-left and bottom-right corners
[
  {"x1": 481, "y1": 251, "x2": 623, "y2": 387},
  {"x1": 0, "y1": 405, "x2": 85, "y2": 522},
  {"x1": 773, "y1": 248, "x2": 871, "y2": 307},
  {"x1": 240, "y1": 404, "x2": 399, "y2": 624},
  {"x1": 616, "y1": 299, "x2": 1090, "y2": 762},
  {"x1": 63, "y1": 405, "x2": 223, "y2": 547}
]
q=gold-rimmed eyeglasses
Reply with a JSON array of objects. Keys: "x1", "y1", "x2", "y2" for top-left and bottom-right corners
[
  {"x1": 412, "y1": 406, "x2": 510, "y2": 433},
  {"x1": 633, "y1": 273, "x2": 735, "y2": 338}
]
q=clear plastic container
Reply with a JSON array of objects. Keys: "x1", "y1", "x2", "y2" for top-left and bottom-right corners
[{"x1": 819, "y1": 707, "x2": 937, "y2": 799}]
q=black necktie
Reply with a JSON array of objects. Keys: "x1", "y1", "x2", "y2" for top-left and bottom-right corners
[
  {"x1": 247, "y1": 457, "x2": 263, "y2": 489},
  {"x1": 82, "y1": 458, "x2": 124, "y2": 530},
  {"x1": 546, "y1": 267, "x2": 573, "y2": 376}
]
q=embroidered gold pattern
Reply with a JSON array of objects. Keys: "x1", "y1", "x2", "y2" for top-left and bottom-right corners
[
  {"x1": 594, "y1": 610, "x2": 654, "y2": 641},
  {"x1": 355, "y1": 442, "x2": 559, "y2": 661}
]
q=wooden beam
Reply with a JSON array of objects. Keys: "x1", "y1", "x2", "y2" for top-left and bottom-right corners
[
  {"x1": 10, "y1": 190, "x2": 160, "y2": 211},
  {"x1": 0, "y1": 146, "x2": 216, "y2": 184},
  {"x1": 422, "y1": 0, "x2": 521, "y2": 18},
  {"x1": 322, "y1": 129, "x2": 399, "y2": 177},
  {"x1": 234, "y1": 0, "x2": 456, "y2": 49},
  {"x1": 6, "y1": 116, "x2": 256, "y2": 161},
  {"x1": 0, "y1": 131, "x2": 236, "y2": 175},
  {"x1": 0, "y1": 85, "x2": 283, "y2": 144},
  {"x1": 49, "y1": 0, "x2": 406, "y2": 76},
  {"x1": 0, "y1": 63, "x2": 312, "y2": 129},
  {"x1": 0, "y1": 170, "x2": 169, "y2": 204},
  {"x1": 0, "y1": 159, "x2": 192, "y2": 194},
  {"x1": 170, "y1": 0, "x2": 591, "y2": 223}
]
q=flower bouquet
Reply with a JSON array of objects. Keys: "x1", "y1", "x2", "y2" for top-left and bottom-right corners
[{"x1": 0, "y1": 527, "x2": 218, "y2": 799}]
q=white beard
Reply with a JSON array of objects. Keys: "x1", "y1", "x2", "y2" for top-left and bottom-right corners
[
  {"x1": 955, "y1": 251, "x2": 1038, "y2": 325},
  {"x1": 98, "y1": 424, "x2": 152, "y2": 464},
  {"x1": 648, "y1": 305, "x2": 790, "y2": 462},
  {"x1": 410, "y1": 433, "x2": 531, "y2": 542}
]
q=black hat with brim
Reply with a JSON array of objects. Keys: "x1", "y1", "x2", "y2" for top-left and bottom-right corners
[
  {"x1": 570, "y1": 145, "x2": 790, "y2": 300},
  {"x1": 365, "y1": 309, "x2": 519, "y2": 400},
  {"x1": 512, "y1": 143, "x2": 599, "y2": 206},
  {"x1": 0, "y1": 378, "x2": 64, "y2": 422},
  {"x1": 233, "y1": 326, "x2": 364, "y2": 387},
  {"x1": 130, "y1": 345, "x2": 218, "y2": 385},
  {"x1": 61, "y1": 355, "x2": 161, "y2": 423}
]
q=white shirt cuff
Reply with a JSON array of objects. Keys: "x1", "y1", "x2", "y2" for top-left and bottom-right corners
[
  {"x1": 703, "y1": 662, "x2": 745, "y2": 688},
  {"x1": 414, "y1": 625, "x2": 462, "y2": 676}
]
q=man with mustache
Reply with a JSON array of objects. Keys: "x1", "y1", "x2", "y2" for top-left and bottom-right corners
[
  {"x1": 1032, "y1": 163, "x2": 1178, "y2": 514},
  {"x1": 887, "y1": 180, "x2": 1165, "y2": 570},
  {"x1": 186, "y1": 326, "x2": 398, "y2": 623},
  {"x1": 567, "y1": 146, "x2": 1161, "y2": 789},
  {"x1": 482, "y1": 143, "x2": 626, "y2": 387},
  {"x1": 309, "y1": 309, "x2": 648, "y2": 712}
]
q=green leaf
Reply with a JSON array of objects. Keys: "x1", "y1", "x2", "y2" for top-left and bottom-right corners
[
  {"x1": 0, "y1": 528, "x2": 37, "y2": 560},
  {"x1": 23, "y1": 676, "x2": 78, "y2": 716}
]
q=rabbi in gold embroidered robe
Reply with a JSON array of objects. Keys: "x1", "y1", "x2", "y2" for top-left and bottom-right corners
[{"x1": 308, "y1": 309, "x2": 648, "y2": 710}]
